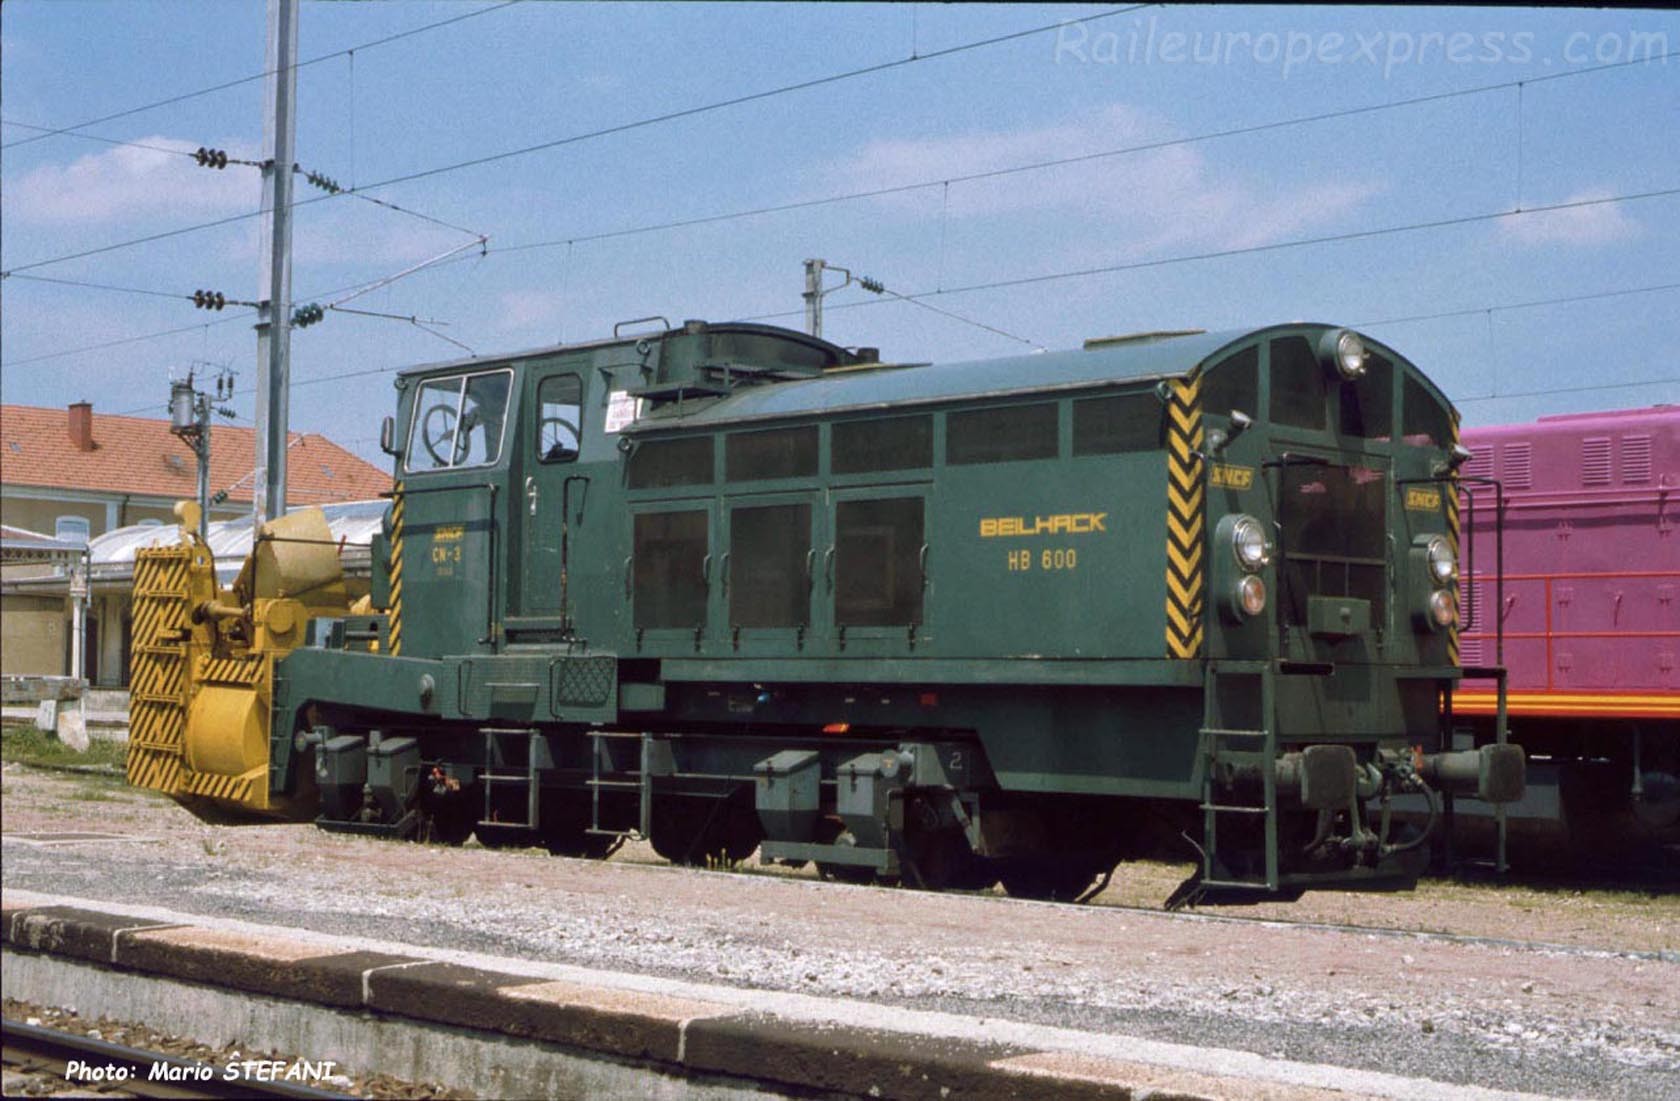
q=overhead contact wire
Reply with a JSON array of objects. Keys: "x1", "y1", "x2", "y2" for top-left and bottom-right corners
[
  {"x1": 1, "y1": 2, "x2": 523, "y2": 150},
  {"x1": 2, "y1": 6, "x2": 1149, "y2": 275}
]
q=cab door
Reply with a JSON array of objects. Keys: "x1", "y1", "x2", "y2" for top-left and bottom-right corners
[{"x1": 519, "y1": 369, "x2": 586, "y2": 621}]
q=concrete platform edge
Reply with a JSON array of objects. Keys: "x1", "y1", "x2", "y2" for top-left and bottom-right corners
[{"x1": 0, "y1": 889, "x2": 1550, "y2": 1101}]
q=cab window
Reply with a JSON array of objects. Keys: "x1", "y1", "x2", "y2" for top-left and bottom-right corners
[
  {"x1": 1340, "y1": 353, "x2": 1394, "y2": 440},
  {"x1": 405, "y1": 369, "x2": 512, "y2": 472},
  {"x1": 536, "y1": 375, "x2": 583, "y2": 462},
  {"x1": 1402, "y1": 374, "x2": 1454, "y2": 448},
  {"x1": 1202, "y1": 346, "x2": 1259, "y2": 422},
  {"x1": 1268, "y1": 337, "x2": 1325, "y2": 431}
]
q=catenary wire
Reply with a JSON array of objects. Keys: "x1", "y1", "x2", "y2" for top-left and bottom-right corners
[
  {"x1": 0, "y1": 120, "x2": 200, "y2": 159},
  {"x1": 2, "y1": 272, "x2": 201, "y2": 302},
  {"x1": 245, "y1": 276, "x2": 1680, "y2": 404},
  {"x1": 0, "y1": 6, "x2": 1149, "y2": 276},
  {"x1": 730, "y1": 189, "x2": 1680, "y2": 324},
  {"x1": 11, "y1": 190, "x2": 1676, "y2": 374},
  {"x1": 1, "y1": 2, "x2": 523, "y2": 151},
  {"x1": 1352, "y1": 281, "x2": 1680, "y2": 329},
  {"x1": 10, "y1": 23, "x2": 1671, "y2": 277},
  {"x1": 4, "y1": 26, "x2": 1672, "y2": 279},
  {"x1": 4, "y1": 250, "x2": 475, "y2": 371},
  {"x1": 487, "y1": 46, "x2": 1680, "y2": 259}
]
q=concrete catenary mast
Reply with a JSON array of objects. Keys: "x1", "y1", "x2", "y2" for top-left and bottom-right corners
[{"x1": 253, "y1": 0, "x2": 299, "y2": 526}]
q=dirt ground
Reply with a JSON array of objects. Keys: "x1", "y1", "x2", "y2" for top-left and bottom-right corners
[{"x1": 3, "y1": 760, "x2": 1672, "y2": 954}]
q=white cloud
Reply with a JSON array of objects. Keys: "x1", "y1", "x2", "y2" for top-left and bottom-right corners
[
  {"x1": 5, "y1": 137, "x2": 255, "y2": 225},
  {"x1": 1499, "y1": 189, "x2": 1640, "y2": 247},
  {"x1": 822, "y1": 105, "x2": 1380, "y2": 257},
  {"x1": 494, "y1": 290, "x2": 568, "y2": 333}
]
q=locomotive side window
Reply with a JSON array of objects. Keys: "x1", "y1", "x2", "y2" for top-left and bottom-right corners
[
  {"x1": 536, "y1": 374, "x2": 583, "y2": 462},
  {"x1": 405, "y1": 369, "x2": 512, "y2": 472},
  {"x1": 832, "y1": 415, "x2": 933, "y2": 474},
  {"x1": 632, "y1": 510, "x2": 709, "y2": 628},
  {"x1": 628, "y1": 436, "x2": 713, "y2": 488},
  {"x1": 1340, "y1": 353, "x2": 1394, "y2": 440},
  {"x1": 947, "y1": 403, "x2": 1058, "y2": 465},
  {"x1": 1269, "y1": 336, "x2": 1325, "y2": 431},
  {"x1": 729, "y1": 503, "x2": 813, "y2": 628},
  {"x1": 725, "y1": 427, "x2": 817, "y2": 481},
  {"x1": 1402, "y1": 374, "x2": 1453, "y2": 447},
  {"x1": 1072, "y1": 392, "x2": 1159, "y2": 455},
  {"x1": 835, "y1": 498, "x2": 923, "y2": 626},
  {"x1": 1202, "y1": 346, "x2": 1258, "y2": 420}
]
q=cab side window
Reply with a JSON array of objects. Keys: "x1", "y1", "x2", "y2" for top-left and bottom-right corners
[
  {"x1": 537, "y1": 375, "x2": 583, "y2": 462},
  {"x1": 405, "y1": 369, "x2": 512, "y2": 472}
]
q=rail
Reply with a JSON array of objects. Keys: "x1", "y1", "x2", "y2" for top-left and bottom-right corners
[{"x1": 0, "y1": 1019, "x2": 349, "y2": 1100}]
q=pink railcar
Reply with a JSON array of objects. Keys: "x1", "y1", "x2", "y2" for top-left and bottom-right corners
[{"x1": 1455, "y1": 405, "x2": 1678, "y2": 856}]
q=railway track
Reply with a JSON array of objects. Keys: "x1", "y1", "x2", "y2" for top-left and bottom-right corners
[{"x1": 0, "y1": 1019, "x2": 350, "y2": 1100}]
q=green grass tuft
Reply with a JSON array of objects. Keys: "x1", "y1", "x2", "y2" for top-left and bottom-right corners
[{"x1": 0, "y1": 724, "x2": 128, "y2": 772}]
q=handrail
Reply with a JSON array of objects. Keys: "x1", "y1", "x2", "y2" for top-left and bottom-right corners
[{"x1": 1463, "y1": 569, "x2": 1680, "y2": 582}]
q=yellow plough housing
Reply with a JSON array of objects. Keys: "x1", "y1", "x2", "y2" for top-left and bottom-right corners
[{"x1": 127, "y1": 501, "x2": 350, "y2": 821}]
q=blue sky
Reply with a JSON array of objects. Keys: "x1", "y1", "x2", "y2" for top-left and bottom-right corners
[{"x1": 3, "y1": 3, "x2": 1676, "y2": 467}]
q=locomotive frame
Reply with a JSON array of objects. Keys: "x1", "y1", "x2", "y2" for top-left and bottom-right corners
[{"x1": 128, "y1": 318, "x2": 1525, "y2": 901}]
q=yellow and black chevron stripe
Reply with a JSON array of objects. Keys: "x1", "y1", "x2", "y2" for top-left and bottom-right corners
[
  {"x1": 1165, "y1": 376, "x2": 1205, "y2": 659},
  {"x1": 127, "y1": 547, "x2": 192, "y2": 796},
  {"x1": 198, "y1": 656, "x2": 263, "y2": 686},
  {"x1": 184, "y1": 771, "x2": 259, "y2": 803},
  {"x1": 389, "y1": 481, "x2": 405, "y2": 656}
]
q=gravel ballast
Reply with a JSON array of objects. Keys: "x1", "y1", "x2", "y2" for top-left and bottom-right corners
[{"x1": 1, "y1": 762, "x2": 1675, "y2": 1099}]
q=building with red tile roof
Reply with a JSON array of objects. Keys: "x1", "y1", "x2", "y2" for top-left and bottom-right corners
[
  {"x1": 2, "y1": 402, "x2": 391, "y2": 684},
  {"x1": 1, "y1": 401, "x2": 391, "y2": 537}
]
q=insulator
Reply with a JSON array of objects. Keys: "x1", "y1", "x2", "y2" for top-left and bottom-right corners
[{"x1": 860, "y1": 277, "x2": 885, "y2": 294}]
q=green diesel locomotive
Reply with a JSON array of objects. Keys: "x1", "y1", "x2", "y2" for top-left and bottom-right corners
[{"x1": 129, "y1": 319, "x2": 1523, "y2": 901}]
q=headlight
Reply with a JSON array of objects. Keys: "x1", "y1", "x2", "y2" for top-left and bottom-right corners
[
  {"x1": 1334, "y1": 331, "x2": 1367, "y2": 379},
  {"x1": 1425, "y1": 535, "x2": 1457, "y2": 585},
  {"x1": 1428, "y1": 588, "x2": 1456, "y2": 629},
  {"x1": 1318, "y1": 329, "x2": 1368, "y2": 379},
  {"x1": 1237, "y1": 575, "x2": 1268, "y2": 618},
  {"x1": 1231, "y1": 515, "x2": 1271, "y2": 571}
]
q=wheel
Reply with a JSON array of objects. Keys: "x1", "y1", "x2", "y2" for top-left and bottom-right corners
[
  {"x1": 474, "y1": 823, "x2": 536, "y2": 850},
  {"x1": 544, "y1": 830, "x2": 621, "y2": 859},
  {"x1": 539, "y1": 800, "x2": 620, "y2": 859},
  {"x1": 999, "y1": 858, "x2": 1106, "y2": 902},
  {"x1": 650, "y1": 795, "x2": 760, "y2": 867},
  {"x1": 425, "y1": 802, "x2": 475, "y2": 845},
  {"x1": 539, "y1": 416, "x2": 581, "y2": 461},
  {"x1": 901, "y1": 805, "x2": 997, "y2": 892}
]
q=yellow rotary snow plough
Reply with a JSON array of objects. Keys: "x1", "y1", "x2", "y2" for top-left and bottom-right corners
[{"x1": 127, "y1": 501, "x2": 350, "y2": 822}]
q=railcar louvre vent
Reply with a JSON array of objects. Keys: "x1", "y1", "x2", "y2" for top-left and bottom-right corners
[
  {"x1": 1581, "y1": 436, "x2": 1612, "y2": 486},
  {"x1": 1501, "y1": 443, "x2": 1532, "y2": 489},
  {"x1": 1464, "y1": 446, "x2": 1495, "y2": 481},
  {"x1": 1622, "y1": 434, "x2": 1652, "y2": 484},
  {"x1": 1459, "y1": 578, "x2": 1485, "y2": 665}
]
